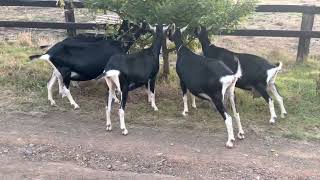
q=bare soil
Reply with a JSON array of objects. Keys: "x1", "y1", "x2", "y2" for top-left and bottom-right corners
[{"x1": 1, "y1": 92, "x2": 320, "y2": 179}]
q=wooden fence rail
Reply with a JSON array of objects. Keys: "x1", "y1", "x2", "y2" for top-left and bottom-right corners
[{"x1": 0, "y1": 0, "x2": 319, "y2": 62}]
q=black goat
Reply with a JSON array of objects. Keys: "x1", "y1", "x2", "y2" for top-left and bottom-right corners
[
  {"x1": 168, "y1": 24, "x2": 243, "y2": 148},
  {"x1": 99, "y1": 24, "x2": 168, "y2": 135},
  {"x1": 29, "y1": 21, "x2": 149, "y2": 109},
  {"x1": 194, "y1": 26, "x2": 287, "y2": 124}
]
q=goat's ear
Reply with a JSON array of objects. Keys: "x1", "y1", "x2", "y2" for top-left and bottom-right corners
[
  {"x1": 163, "y1": 24, "x2": 170, "y2": 31},
  {"x1": 195, "y1": 26, "x2": 201, "y2": 35},
  {"x1": 171, "y1": 23, "x2": 176, "y2": 33},
  {"x1": 206, "y1": 25, "x2": 213, "y2": 31},
  {"x1": 148, "y1": 24, "x2": 156, "y2": 33},
  {"x1": 180, "y1": 24, "x2": 189, "y2": 33}
]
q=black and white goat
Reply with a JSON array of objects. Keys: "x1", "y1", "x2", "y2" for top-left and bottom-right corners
[
  {"x1": 168, "y1": 24, "x2": 243, "y2": 148},
  {"x1": 194, "y1": 26, "x2": 287, "y2": 124},
  {"x1": 98, "y1": 24, "x2": 168, "y2": 135},
  {"x1": 29, "y1": 21, "x2": 149, "y2": 109}
]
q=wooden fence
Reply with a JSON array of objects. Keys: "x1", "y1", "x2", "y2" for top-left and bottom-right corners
[{"x1": 0, "y1": 0, "x2": 319, "y2": 62}]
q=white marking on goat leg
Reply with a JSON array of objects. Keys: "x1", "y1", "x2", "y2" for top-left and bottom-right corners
[
  {"x1": 182, "y1": 94, "x2": 188, "y2": 116},
  {"x1": 269, "y1": 84, "x2": 287, "y2": 118},
  {"x1": 147, "y1": 80, "x2": 151, "y2": 103},
  {"x1": 105, "y1": 78, "x2": 114, "y2": 131},
  {"x1": 268, "y1": 98, "x2": 277, "y2": 124},
  {"x1": 150, "y1": 92, "x2": 158, "y2": 111},
  {"x1": 224, "y1": 112, "x2": 235, "y2": 148},
  {"x1": 191, "y1": 94, "x2": 197, "y2": 109},
  {"x1": 119, "y1": 108, "x2": 128, "y2": 135},
  {"x1": 62, "y1": 86, "x2": 80, "y2": 109},
  {"x1": 220, "y1": 75, "x2": 234, "y2": 103},
  {"x1": 228, "y1": 87, "x2": 244, "y2": 139},
  {"x1": 47, "y1": 71, "x2": 57, "y2": 106}
]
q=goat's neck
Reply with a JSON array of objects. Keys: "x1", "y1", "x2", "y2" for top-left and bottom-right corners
[
  {"x1": 173, "y1": 39, "x2": 184, "y2": 53},
  {"x1": 199, "y1": 36, "x2": 211, "y2": 54},
  {"x1": 150, "y1": 31, "x2": 163, "y2": 56}
]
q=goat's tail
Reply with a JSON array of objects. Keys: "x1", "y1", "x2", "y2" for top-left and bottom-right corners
[
  {"x1": 266, "y1": 61, "x2": 283, "y2": 84},
  {"x1": 275, "y1": 62, "x2": 283, "y2": 71},
  {"x1": 29, "y1": 54, "x2": 42, "y2": 61},
  {"x1": 233, "y1": 56, "x2": 242, "y2": 79}
]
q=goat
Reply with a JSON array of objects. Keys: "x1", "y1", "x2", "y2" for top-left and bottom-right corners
[
  {"x1": 29, "y1": 21, "x2": 149, "y2": 109},
  {"x1": 98, "y1": 24, "x2": 169, "y2": 135},
  {"x1": 168, "y1": 24, "x2": 243, "y2": 148},
  {"x1": 194, "y1": 26, "x2": 287, "y2": 124}
]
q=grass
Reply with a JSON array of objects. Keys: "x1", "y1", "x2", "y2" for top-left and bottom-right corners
[{"x1": 0, "y1": 40, "x2": 320, "y2": 141}]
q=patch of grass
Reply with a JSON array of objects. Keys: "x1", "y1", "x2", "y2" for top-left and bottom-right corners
[{"x1": 1, "y1": 42, "x2": 320, "y2": 141}]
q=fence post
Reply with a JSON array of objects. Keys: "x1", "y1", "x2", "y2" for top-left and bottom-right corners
[
  {"x1": 64, "y1": 2, "x2": 76, "y2": 37},
  {"x1": 296, "y1": 11, "x2": 315, "y2": 63}
]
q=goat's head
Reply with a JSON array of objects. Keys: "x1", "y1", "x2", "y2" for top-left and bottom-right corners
[
  {"x1": 167, "y1": 23, "x2": 188, "y2": 42},
  {"x1": 194, "y1": 25, "x2": 209, "y2": 39},
  {"x1": 147, "y1": 23, "x2": 170, "y2": 34}
]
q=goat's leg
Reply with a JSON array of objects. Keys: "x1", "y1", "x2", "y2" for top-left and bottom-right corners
[
  {"x1": 149, "y1": 78, "x2": 158, "y2": 111},
  {"x1": 147, "y1": 81, "x2": 151, "y2": 103},
  {"x1": 191, "y1": 94, "x2": 197, "y2": 109},
  {"x1": 228, "y1": 83, "x2": 244, "y2": 139},
  {"x1": 119, "y1": 85, "x2": 128, "y2": 135},
  {"x1": 53, "y1": 69, "x2": 64, "y2": 97},
  {"x1": 180, "y1": 80, "x2": 188, "y2": 116},
  {"x1": 212, "y1": 95, "x2": 235, "y2": 148},
  {"x1": 60, "y1": 69, "x2": 80, "y2": 109},
  {"x1": 255, "y1": 84, "x2": 277, "y2": 124},
  {"x1": 268, "y1": 83, "x2": 287, "y2": 118},
  {"x1": 105, "y1": 78, "x2": 114, "y2": 131},
  {"x1": 47, "y1": 71, "x2": 57, "y2": 106}
]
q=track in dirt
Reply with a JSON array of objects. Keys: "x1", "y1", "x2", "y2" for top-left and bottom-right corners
[{"x1": 0, "y1": 110, "x2": 319, "y2": 179}]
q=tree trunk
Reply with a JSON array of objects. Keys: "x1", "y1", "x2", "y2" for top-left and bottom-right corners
[{"x1": 161, "y1": 36, "x2": 170, "y2": 81}]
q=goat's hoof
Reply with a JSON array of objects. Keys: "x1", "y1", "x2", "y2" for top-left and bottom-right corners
[
  {"x1": 122, "y1": 129, "x2": 128, "y2": 135},
  {"x1": 73, "y1": 104, "x2": 80, "y2": 110},
  {"x1": 281, "y1": 113, "x2": 287, "y2": 119},
  {"x1": 237, "y1": 132, "x2": 245, "y2": 140},
  {"x1": 106, "y1": 125, "x2": 112, "y2": 131},
  {"x1": 225, "y1": 140, "x2": 234, "y2": 148},
  {"x1": 153, "y1": 106, "x2": 159, "y2": 111},
  {"x1": 269, "y1": 117, "x2": 277, "y2": 124},
  {"x1": 182, "y1": 111, "x2": 188, "y2": 117},
  {"x1": 192, "y1": 105, "x2": 197, "y2": 109},
  {"x1": 49, "y1": 100, "x2": 56, "y2": 106}
]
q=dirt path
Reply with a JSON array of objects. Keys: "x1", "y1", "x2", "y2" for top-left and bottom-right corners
[{"x1": 0, "y1": 110, "x2": 319, "y2": 180}]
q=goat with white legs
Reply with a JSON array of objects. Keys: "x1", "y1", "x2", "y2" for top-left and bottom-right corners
[
  {"x1": 29, "y1": 21, "x2": 149, "y2": 109},
  {"x1": 168, "y1": 24, "x2": 243, "y2": 148},
  {"x1": 99, "y1": 24, "x2": 169, "y2": 135},
  {"x1": 194, "y1": 26, "x2": 287, "y2": 124}
]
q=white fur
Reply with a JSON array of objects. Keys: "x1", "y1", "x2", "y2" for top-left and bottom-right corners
[
  {"x1": 191, "y1": 95, "x2": 197, "y2": 109},
  {"x1": 224, "y1": 112, "x2": 235, "y2": 148},
  {"x1": 150, "y1": 93, "x2": 158, "y2": 111},
  {"x1": 70, "y1": 71, "x2": 80, "y2": 78},
  {"x1": 62, "y1": 86, "x2": 79, "y2": 109},
  {"x1": 268, "y1": 98, "x2": 277, "y2": 124},
  {"x1": 39, "y1": 54, "x2": 50, "y2": 61},
  {"x1": 180, "y1": 25, "x2": 189, "y2": 33},
  {"x1": 269, "y1": 84, "x2": 287, "y2": 118},
  {"x1": 119, "y1": 109, "x2": 128, "y2": 135},
  {"x1": 105, "y1": 78, "x2": 114, "y2": 131},
  {"x1": 106, "y1": 70, "x2": 120, "y2": 77},
  {"x1": 182, "y1": 94, "x2": 188, "y2": 116},
  {"x1": 47, "y1": 71, "x2": 57, "y2": 106},
  {"x1": 228, "y1": 81, "x2": 244, "y2": 139},
  {"x1": 266, "y1": 62, "x2": 282, "y2": 84}
]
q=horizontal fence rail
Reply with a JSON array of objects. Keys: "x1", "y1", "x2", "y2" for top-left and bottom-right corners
[{"x1": 0, "y1": 0, "x2": 319, "y2": 62}]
